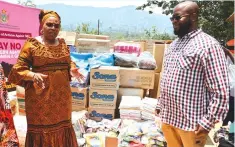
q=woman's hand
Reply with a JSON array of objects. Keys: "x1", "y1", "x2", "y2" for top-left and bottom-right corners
[
  {"x1": 70, "y1": 68, "x2": 85, "y2": 83},
  {"x1": 32, "y1": 72, "x2": 48, "y2": 89}
]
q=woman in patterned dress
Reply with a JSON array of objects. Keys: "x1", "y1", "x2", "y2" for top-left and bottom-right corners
[{"x1": 8, "y1": 10, "x2": 82, "y2": 147}]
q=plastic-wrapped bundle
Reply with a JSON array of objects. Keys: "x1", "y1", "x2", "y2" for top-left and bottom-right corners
[
  {"x1": 84, "y1": 133, "x2": 105, "y2": 147},
  {"x1": 138, "y1": 51, "x2": 157, "y2": 70},
  {"x1": 70, "y1": 52, "x2": 93, "y2": 70},
  {"x1": 89, "y1": 53, "x2": 114, "y2": 69},
  {"x1": 114, "y1": 53, "x2": 138, "y2": 67},
  {"x1": 114, "y1": 42, "x2": 141, "y2": 56}
]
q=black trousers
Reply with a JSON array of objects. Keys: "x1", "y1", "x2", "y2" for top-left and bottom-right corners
[
  {"x1": 218, "y1": 137, "x2": 234, "y2": 147},
  {"x1": 223, "y1": 96, "x2": 234, "y2": 126}
]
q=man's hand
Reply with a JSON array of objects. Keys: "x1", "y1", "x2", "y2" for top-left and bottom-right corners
[
  {"x1": 155, "y1": 109, "x2": 160, "y2": 116},
  {"x1": 195, "y1": 124, "x2": 209, "y2": 135}
]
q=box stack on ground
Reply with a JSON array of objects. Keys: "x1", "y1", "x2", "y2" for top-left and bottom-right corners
[
  {"x1": 76, "y1": 34, "x2": 111, "y2": 53},
  {"x1": 12, "y1": 32, "x2": 172, "y2": 147},
  {"x1": 149, "y1": 41, "x2": 171, "y2": 98},
  {"x1": 89, "y1": 66, "x2": 120, "y2": 120},
  {"x1": 71, "y1": 87, "x2": 88, "y2": 111}
]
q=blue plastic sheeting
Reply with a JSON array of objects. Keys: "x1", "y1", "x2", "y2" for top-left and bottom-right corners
[
  {"x1": 70, "y1": 52, "x2": 93, "y2": 70},
  {"x1": 70, "y1": 52, "x2": 93, "y2": 60},
  {"x1": 70, "y1": 52, "x2": 114, "y2": 71},
  {"x1": 69, "y1": 45, "x2": 77, "y2": 52},
  {"x1": 88, "y1": 53, "x2": 114, "y2": 69}
]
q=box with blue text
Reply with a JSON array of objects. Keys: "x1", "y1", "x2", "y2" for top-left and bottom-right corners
[
  {"x1": 71, "y1": 87, "x2": 88, "y2": 110},
  {"x1": 89, "y1": 89, "x2": 117, "y2": 109},
  {"x1": 88, "y1": 108, "x2": 115, "y2": 120},
  {"x1": 90, "y1": 66, "x2": 120, "y2": 90}
]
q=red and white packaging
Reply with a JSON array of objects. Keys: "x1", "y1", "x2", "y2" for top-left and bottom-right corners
[{"x1": 114, "y1": 42, "x2": 141, "y2": 56}]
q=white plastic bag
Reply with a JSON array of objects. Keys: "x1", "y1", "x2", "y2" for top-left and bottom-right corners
[{"x1": 138, "y1": 51, "x2": 157, "y2": 70}]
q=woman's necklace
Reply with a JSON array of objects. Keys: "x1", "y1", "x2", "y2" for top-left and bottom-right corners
[{"x1": 41, "y1": 36, "x2": 58, "y2": 46}]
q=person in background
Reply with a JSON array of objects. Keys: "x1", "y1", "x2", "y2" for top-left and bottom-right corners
[
  {"x1": 159, "y1": 1, "x2": 229, "y2": 147},
  {"x1": 0, "y1": 64, "x2": 19, "y2": 146},
  {"x1": 218, "y1": 40, "x2": 234, "y2": 127},
  {"x1": 8, "y1": 10, "x2": 83, "y2": 147}
]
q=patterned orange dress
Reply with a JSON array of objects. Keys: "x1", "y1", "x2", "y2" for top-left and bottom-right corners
[{"x1": 8, "y1": 38, "x2": 78, "y2": 147}]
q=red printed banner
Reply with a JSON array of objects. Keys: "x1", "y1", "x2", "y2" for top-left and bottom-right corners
[{"x1": 0, "y1": 1, "x2": 40, "y2": 78}]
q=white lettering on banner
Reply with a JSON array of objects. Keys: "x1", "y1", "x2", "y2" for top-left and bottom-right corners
[
  {"x1": 0, "y1": 50, "x2": 20, "y2": 59},
  {"x1": 0, "y1": 50, "x2": 8, "y2": 54},
  {"x1": 0, "y1": 54, "x2": 11, "y2": 58}
]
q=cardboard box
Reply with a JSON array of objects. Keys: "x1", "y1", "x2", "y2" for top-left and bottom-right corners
[
  {"x1": 90, "y1": 66, "x2": 120, "y2": 90},
  {"x1": 116, "y1": 88, "x2": 144, "y2": 118},
  {"x1": 71, "y1": 87, "x2": 88, "y2": 109},
  {"x1": 105, "y1": 137, "x2": 118, "y2": 147},
  {"x1": 131, "y1": 41, "x2": 146, "y2": 52},
  {"x1": 58, "y1": 31, "x2": 78, "y2": 46},
  {"x1": 76, "y1": 38, "x2": 110, "y2": 53},
  {"x1": 71, "y1": 106, "x2": 87, "y2": 112},
  {"x1": 156, "y1": 73, "x2": 162, "y2": 98},
  {"x1": 153, "y1": 43, "x2": 167, "y2": 73},
  {"x1": 88, "y1": 108, "x2": 115, "y2": 120},
  {"x1": 89, "y1": 89, "x2": 117, "y2": 109},
  {"x1": 78, "y1": 34, "x2": 109, "y2": 40},
  {"x1": 149, "y1": 73, "x2": 161, "y2": 98},
  {"x1": 119, "y1": 68, "x2": 155, "y2": 89}
]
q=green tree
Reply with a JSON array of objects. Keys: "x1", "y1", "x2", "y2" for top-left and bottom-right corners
[
  {"x1": 143, "y1": 26, "x2": 174, "y2": 40},
  {"x1": 136, "y1": 0, "x2": 234, "y2": 41},
  {"x1": 73, "y1": 23, "x2": 99, "y2": 34}
]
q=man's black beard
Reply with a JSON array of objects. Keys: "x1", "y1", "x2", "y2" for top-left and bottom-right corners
[{"x1": 174, "y1": 20, "x2": 191, "y2": 38}]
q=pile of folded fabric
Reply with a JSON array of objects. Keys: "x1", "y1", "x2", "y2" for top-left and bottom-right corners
[
  {"x1": 141, "y1": 97, "x2": 160, "y2": 121},
  {"x1": 119, "y1": 96, "x2": 142, "y2": 120}
]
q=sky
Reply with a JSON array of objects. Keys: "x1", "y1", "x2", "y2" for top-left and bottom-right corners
[
  {"x1": 2, "y1": 0, "x2": 163, "y2": 13},
  {"x1": 3, "y1": 0, "x2": 148, "y2": 7}
]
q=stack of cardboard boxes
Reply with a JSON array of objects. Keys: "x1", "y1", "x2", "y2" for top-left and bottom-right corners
[
  {"x1": 57, "y1": 31, "x2": 78, "y2": 46},
  {"x1": 76, "y1": 34, "x2": 111, "y2": 53},
  {"x1": 88, "y1": 66, "x2": 120, "y2": 120},
  {"x1": 88, "y1": 66, "x2": 156, "y2": 119},
  {"x1": 149, "y1": 41, "x2": 171, "y2": 98},
  {"x1": 71, "y1": 87, "x2": 88, "y2": 111},
  {"x1": 116, "y1": 67, "x2": 155, "y2": 117},
  {"x1": 58, "y1": 31, "x2": 111, "y2": 53}
]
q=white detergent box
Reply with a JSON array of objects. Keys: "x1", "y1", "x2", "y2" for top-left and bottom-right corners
[
  {"x1": 71, "y1": 87, "x2": 88, "y2": 109},
  {"x1": 89, "y1": 89, "x2": 117, "y2": 109},
  {"x1": 90, "y1": 66, "x2": 120, "y2": 90},
  {"x1": 88, "y1": 108, "x2": 115, "y2": 120}
]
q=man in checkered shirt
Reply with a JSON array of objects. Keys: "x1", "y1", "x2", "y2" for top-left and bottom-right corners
[{"x1": 159, "y1": 1, "x2": 229, "y2": 147}]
